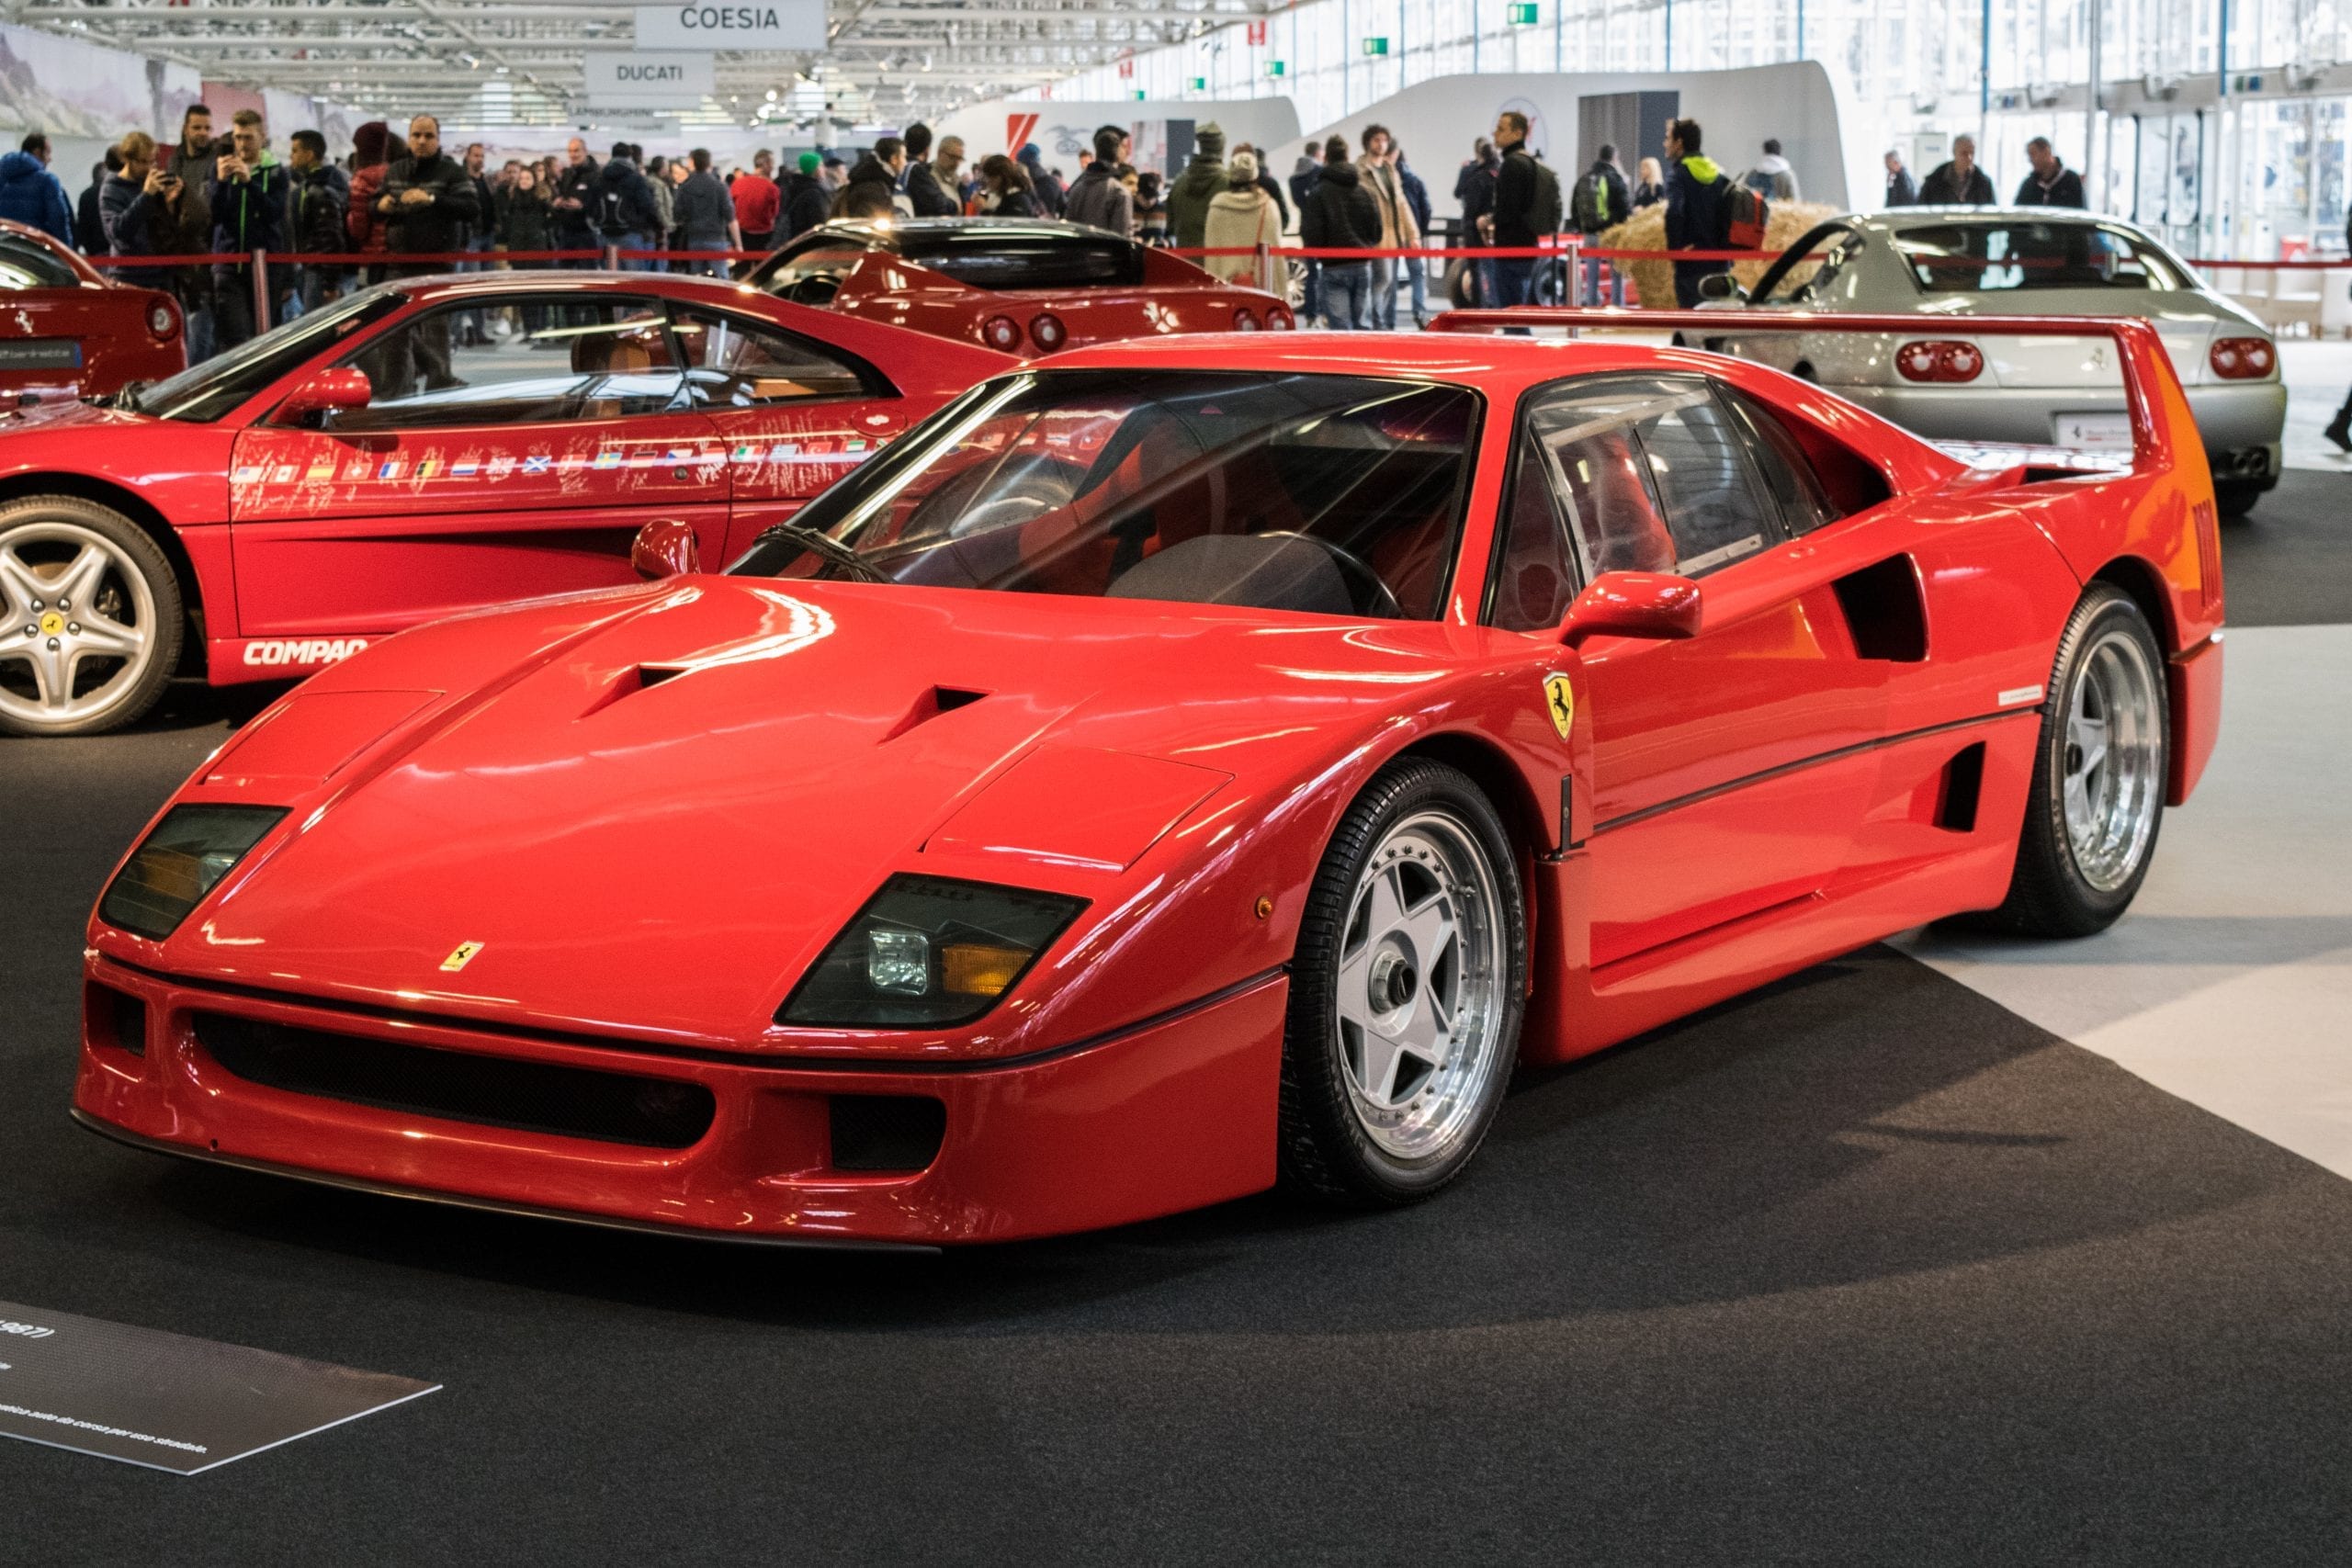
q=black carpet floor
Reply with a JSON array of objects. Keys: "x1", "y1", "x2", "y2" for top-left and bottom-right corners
[{"x1": 3, "y1": 474, "x2": 2348, "y2": 1564}]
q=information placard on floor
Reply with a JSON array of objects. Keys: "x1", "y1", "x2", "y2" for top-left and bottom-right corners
[{"x1": 0, "y1": 1298, "x2": 437, "y2": 1474}]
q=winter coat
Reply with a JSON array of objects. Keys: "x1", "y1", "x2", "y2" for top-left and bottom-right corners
[
  {"x1": 1745, "y1": 152, "x2": 1799, "y2": 200},
  {"x1": 2015, "y1": 165, "x2": 2086, "y2": 209},
  {"x1": 75, "y1": 171, "x2": 107, "y2": 254},
  {"x1": 1886, "y1": 167, "x2": 1918, "y2": 207},
  {"x1": 1201, "y1": 186, "x2": 1281, "y2": 290},
  {"x1": 1492, "y1": 145, "x2": 1543, "y2": 248},
  {"x1": 836, "y1": 153, "x2": 899, "y2": 221},
  {"x1": 207, "y1": 153, "x2": 288, "y2": 275},
  {"x1": 114, "y1": 175, "x2": 214, "y2": 305},
  {"x1": 380, "y1": 152, "x2": 482, "y2": 258},
  {"x1": 0, "y1": 152, "x2": 74, "y2": 245},
  {"x1": 731, "y1": 172, "x2": 781, "y2": 237},
  {"x1": 1917, "y1": 161, "x2": 1995, "y2": 206},
  {"x1": 1289, "y1": 163, "x2": 1322, "y2": 216},
  {"x1": 98, "y1": 173, "x2": 145, "y2": 254},
  {"x1": 1664, "y1": 153, "x2": 1735, "y2": 293},
  {"x1": 1633, "y1": 179, "x2": 1664, "y2": 209},
  {"x1": 287, "y1": 164, "x2": 349, "y2": 255},
  {"x1": 981, "y1": 186, "x2": 1041, "y2": 219},
  {"x1": 1356, "y1": 156, "x2": 1419, "y2": 250},
  {"x1": 588, "y1": 158, "x2": 659, "y2": 239},
  {"x1": 902, "y1": 161, "x2": 958, "y2": 219},
  {"x1": 1571, "y1": 160, "x2": 1631, "y2": 234},
  {"x1": 552, "y1": 157, "x2": 601, "y2": 245},
  {"x1": 346, "y1": 164, "x2": 389, "y2": 254},
  {"x1": 645, "y1": 171, "x2": 675, "y2": 238},
  {"x1": 1165, "y1": 152, "x2": 1227, "y2": 249},
  {"x1": 498, "y1": 187, "x2": 553, "y2": 252},
  {"x1": 1016, "y1": 146, "x2": 1063, "y2": 217},
  {"x1": 1454, "y1": 156, "x2": 1498, "y2": 231},
  {"x1": 1396, "y1": 162, "x2": 1430, "y2": 237},
  {"x1": 673, "y1": 169, "x2": 734, "y2": 244},
  {"x1": 780, "y1": 173, "x2": 830, "y2": 240},
  {"x1": 1062, "y1": 163, "x2": 1133, "y2": 237},
  {"x1": 1297, "y1": 160, "x2": 1380, "y2": 255}
]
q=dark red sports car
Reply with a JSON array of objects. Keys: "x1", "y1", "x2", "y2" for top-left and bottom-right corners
[
  {"x1": 0, "y1": 270, "x2": 1010, "y2": 735},
  {"x1": 74, "y1": 311, "x2": 2223, "y2": 1247},
  {"x1": 0, "y1": 219, "x2": 184, "y2": 410},
  {"x1": 752, "y1": 218, "x2": 1293, "y2": 355}
]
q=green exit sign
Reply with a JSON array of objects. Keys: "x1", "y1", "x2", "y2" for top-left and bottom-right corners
[
  {"x1": 1266, "y1": 59, "x2": 1287, "y2": 76},
  {"x1": 1508, "y1": 2, "x2": 1539, "y2": 21},
  {"x1": 1361, "y1": 36, "x2": 1389, "y2": 55},
  {"x1": 1131, "y1": 89, "x2": 1147, "y2": 99},
  {"x1": 1188, "y1": 74, "x2": 1207, "y2": 88}
]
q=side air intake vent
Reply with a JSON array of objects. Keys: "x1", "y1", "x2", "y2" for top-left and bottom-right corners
[
  {"x1": 1936, "y1": 742, "x2": 1986, "y2": 833},
  {"x1": 1832, "y1": 555, "x2": 1928, "y2": 662}
]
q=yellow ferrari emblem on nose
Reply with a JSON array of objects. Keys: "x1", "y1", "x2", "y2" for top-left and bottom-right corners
[
  {"x1": 38, "y1": 611, "x2": 64, "y2": 637},
  {"x1": 1544, "y1": 673, "x2": 1575, "y2": 740},
  {"x1": 439, "y1": 941, "x2": 485, "y2": 973}
]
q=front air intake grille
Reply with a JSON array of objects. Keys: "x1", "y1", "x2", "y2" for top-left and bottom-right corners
[
  {"x1": 195, "y1": 1013, "x2": 716, "y2": 1150},
  {"x1": 829, "y1": 1094, "x2": 947, "y2": 1172}
]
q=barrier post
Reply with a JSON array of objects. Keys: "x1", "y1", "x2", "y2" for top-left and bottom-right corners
[
  {"x1": 250, "y1": 249, "x2": 271, "y2": 333},
  {"x1": 604, "y1": 241, "x2": 620, "y2": 270},
  {"x1": 1254, "y1": 240, "x2": 1269, "y2": 294},
  {"x1": 1565, "y1": 236, "x2": 1582, "y2": 308}
]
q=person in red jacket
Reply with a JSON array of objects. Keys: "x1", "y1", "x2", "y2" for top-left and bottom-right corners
[
  {"x1": 731, "y1": 150, "x2": 781, "y2": 256},
  {"x1": 344, "y1": 120, "x2": 391, "y2": 284}
]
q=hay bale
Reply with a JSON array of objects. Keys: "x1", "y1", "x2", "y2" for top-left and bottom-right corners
[{"x1": 1597, "y1": 199, "x2": 1843, "y2": 305}]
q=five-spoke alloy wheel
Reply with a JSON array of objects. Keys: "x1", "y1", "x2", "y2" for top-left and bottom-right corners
[
  {"x1": 1281, "y1": 758, "x2": 1525, "y2": 1205},
  {"x1": 0, "y1": 498, "x2": 181, "y2": 737}
]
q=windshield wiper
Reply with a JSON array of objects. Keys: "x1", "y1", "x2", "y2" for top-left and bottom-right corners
[{"x1": 751, "y1": 522, "x2": 894, "y2": 584}]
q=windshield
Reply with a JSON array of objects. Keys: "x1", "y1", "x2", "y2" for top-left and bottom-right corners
[
  {"x1": 130, "y1": 288, "x2": 405, "y2": 420},
  {"x1": 1753, "y1": 224, "x2": 1864, "y2": 305},
  {"x1": 731, "y1": 370, "x2": 1480, "y2": 620},
  {"x1": 1893, "y1": 221, "x2": 2190, "y2": 293}
]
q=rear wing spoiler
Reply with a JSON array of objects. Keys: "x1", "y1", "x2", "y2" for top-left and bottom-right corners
[{"x1": 1426, "y1": 308, "x2": 2197, "y2": 479}]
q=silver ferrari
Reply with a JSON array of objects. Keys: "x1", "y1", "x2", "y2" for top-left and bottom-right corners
[{"x1": 1694, "y1": 209, "x2": 2285, "y2": 515}]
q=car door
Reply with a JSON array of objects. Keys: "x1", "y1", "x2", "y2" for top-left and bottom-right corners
[
  {"x1": 669, "y1": 303, "x2": 913, "y2": 563},
  {"x1": 1496, "y1": 372, "x2": 1909, "y2": 970},
  {"x1": 227, "y1": 292, "x2": 728, "y2": 638}
]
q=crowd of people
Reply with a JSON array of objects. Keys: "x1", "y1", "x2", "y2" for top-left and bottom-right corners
[{"x1": 0, "y1": 96, "x2": 2107, "y2": 355}]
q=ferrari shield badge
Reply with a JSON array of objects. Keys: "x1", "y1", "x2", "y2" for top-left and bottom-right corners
[
  {"x1": 1543, "y1": 673, "x2": 1575, "y2": 740},
  {"x1": 439, "y1": 941, "x2": 485, "y2": 973}
]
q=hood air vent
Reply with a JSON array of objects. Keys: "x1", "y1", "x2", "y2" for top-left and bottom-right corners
[{"x1": 882, "y1": 685, "x2": 989, "y2": 742}]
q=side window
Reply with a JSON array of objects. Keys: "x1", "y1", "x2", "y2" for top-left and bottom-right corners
[
  {"x1": 673, "y1": 309, "x2": 873, "y2": 406},
  {"x1": 327, "y1": 298, "x2": 682, "y2": 431},
  {"x1": 1718, "y1": 386, "x2": 1840, "y2": 536},
  {"x1": 1487, "y1": 434, "x2": 1578, "y2": 633},
  {"x1": 1632, "y1": 388, "x2": 1779, "y2": 575}
]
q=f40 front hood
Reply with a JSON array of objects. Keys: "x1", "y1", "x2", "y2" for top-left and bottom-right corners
[{"x1": 118, "y1": 576, "x2": 1476, "y2": 1051}]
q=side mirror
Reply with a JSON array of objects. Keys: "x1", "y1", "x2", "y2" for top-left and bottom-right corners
[
  {"x1": 631, "y1": 517, "x2": 701, "y2": 580},
  {"x1": 1697, "y1": 272, "x2": 1746, "y2": 303},
  {"x1": 276, "y1": 366, "x2": 371, "y2": 423},
  {"x1": 1560, "y1": 571, "x2": 1703, "y2": 647}
]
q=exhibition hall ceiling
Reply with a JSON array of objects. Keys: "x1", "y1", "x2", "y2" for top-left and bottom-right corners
[{"x1": 14, "y1": 0, "x2": 1283, "y2": 125}]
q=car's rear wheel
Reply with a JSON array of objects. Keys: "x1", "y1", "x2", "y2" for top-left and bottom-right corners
[
  {"x1": 1279, "y1": 759, "x2": 1526, "y2": 1206},
  {"x1": 1984, "y1": 585, "x2": 2167, "y2": 936},
  {"x1": 0, "y1": 497, "x2": 182, "y2": 737}
]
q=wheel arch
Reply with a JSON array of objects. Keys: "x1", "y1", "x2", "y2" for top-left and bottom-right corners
[
  {"x1": 1390, "y1": 728, "x2": 1553, "y2": 963},
  {"x1": 2088, "y1": 552, "x2": 2180, "y2": 653},
  {"x1": 0, "y1": 473, "x2": 209, "y2": 669}
]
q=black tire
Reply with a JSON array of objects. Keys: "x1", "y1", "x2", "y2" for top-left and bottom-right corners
[
  {"x1": 1982, "y1": 585, "x2": 2167, "y2": 937},
  {"x1": 1279, "y1": 758, "x2": 1527, "y2": 1207},
  {"x1": 0, "y1": 495, "x2": 182, "y2": 737},
  {"x1": 2213, "y1": 478, "x2": 2267, "y2": 519}
]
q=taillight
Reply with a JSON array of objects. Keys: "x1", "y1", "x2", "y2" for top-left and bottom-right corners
[
  {"x1": 1233, "y1": 307, "x2": 1261, "y2": 331},
  {"x1": 1894, "y1": 340, "x2": 1984, "y2": 383},
  {"x1": 1265, "y1": 305, "x2": 1295, "y2": 331},
  {"x1": 981, "y1": 314, "x2": 1022, "y2": 353},
  {"x1": 2208, "y1": 336, "x2": 2274, "y2": 379},
  {"x1": 146, "y1": 299, "x2": 179, "y2": 340},
  {"x1": 1027, "y1": 313, "x2": 1067, "y2": 352}
]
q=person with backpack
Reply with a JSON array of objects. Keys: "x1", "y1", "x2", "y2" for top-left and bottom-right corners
[
  {"x1": 591, "y1": 141, "x2": 660, "y2": 268},
  {"x1": 285, "y1": 129, "x2": 349, "y2": 315},
  {"x1": 1570, "y1": 142, "x2": 1631, "y2": 304},
  {"x1": 1744, "y1": 138, "x2": 1800, "y2": 200},
  {"x1": 1480, "y1": 111, "x2": 1555, "y2": 309},
  {"x1": 1662, "y1": 118, "x2": 1735, "y2": 308}
]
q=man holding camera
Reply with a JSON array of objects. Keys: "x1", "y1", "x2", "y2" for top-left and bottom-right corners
[{"x1": 206, "y1": 108, "x2": 287, "y2": 350}]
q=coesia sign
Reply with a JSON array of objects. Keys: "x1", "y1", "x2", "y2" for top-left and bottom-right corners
[
  {"x1": 633, "y1": 1, "x2": 828, "y2": 50},
  {"x1": 584, "y1": 50, "x2": 717, "y2": 107}
]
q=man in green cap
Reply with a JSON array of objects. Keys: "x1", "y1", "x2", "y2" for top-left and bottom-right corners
[
  {"x1": 1166, "y1": 121, "x2": 1227, "y2": 249},
  {"x1": 782, "y1": 149, "x2": 830, "y2": 241}
]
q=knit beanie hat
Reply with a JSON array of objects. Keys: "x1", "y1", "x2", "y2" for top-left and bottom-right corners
[
  {"x1": 1227, "y1": 150, "x2": 1259, "y2": 186},
  {"x1": 797, "y1": 151, "x2": 820, "y2": 174},
  {"x1": 1195, "y1": 122, "x2": 1226, "y2": 160},
  {"x1": 352, "y1": 120, "x2": 390, "y2": 167}
]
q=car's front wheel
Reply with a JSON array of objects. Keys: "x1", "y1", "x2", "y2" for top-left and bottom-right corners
[
  {"x1": 1984, "y1": 584, "x2": 2168, "y2": 936},
  {"x1": 0, "y1": 497, "x2": 182, "y2": 737},
  {"x1": 1279, "y1": 759, "x2": 1526, "y2": 1206}
]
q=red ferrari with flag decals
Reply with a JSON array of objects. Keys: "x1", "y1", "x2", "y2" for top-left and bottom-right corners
[
  {"x1": 0, "y1": 270, "x2": 1010, "y2": 735},
  {"x1": 74, "y1": 310, "x2": 2222, "y2": 1247}
]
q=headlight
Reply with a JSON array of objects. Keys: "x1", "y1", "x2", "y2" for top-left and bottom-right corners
[
  {"x1": 98, "y1": 804, "x2": 288, "y2": 939},
  {"x1": 780, "y1": 874, "x2": 1086, "y2": 1028}
]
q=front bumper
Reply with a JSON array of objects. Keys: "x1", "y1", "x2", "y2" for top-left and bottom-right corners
[
  {"x1": 73, "y1": 956, "x2": 1286, "y2": 1247},
  {"x1": 1832, "y1": 379, "x2": 2286, "y2": 476}
]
